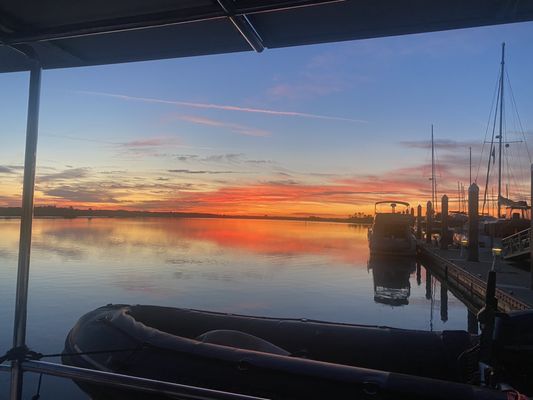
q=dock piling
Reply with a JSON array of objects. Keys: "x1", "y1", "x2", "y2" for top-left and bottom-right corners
[
  {"x1": 468, "y1": 183, "x2": 479, "y2": 262},
  {"x1": 425, "y1": 270, "x2": 432, "y2": 300},
  {"x1": 426, "y1": 201, "x2": 432, "y2": 244},
  {"x1": 440, "y1": 195, "x2": 448, "y2": 250},
  {"x1": 440, "y1": 284, "x2": 448, "y2": 322},
  {"x1": 531, "y1": 164, "x2": 533, "y2": 289},
  {"x1": 416, "y1": 205, "x2": 422, "y2": 240}
]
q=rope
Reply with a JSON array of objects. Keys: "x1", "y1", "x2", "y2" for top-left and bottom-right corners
[{"x1": 31, "y1": 373, "x2": 43, "y2": 400}]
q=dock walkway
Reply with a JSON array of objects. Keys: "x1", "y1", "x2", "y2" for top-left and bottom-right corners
[{"x1": 418, "y1": 242, "x2": 533, "y2": 312}]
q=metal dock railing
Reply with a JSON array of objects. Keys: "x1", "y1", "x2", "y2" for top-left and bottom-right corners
[
  {"x1": 501, "y1": 228, "x2": 531, "y2": 261},
  {"x1": 418, "y1": 244, "x2": 531, "y2": 313}
]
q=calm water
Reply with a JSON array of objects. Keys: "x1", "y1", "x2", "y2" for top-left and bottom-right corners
[{"x1": 0, "y1": 217, "x2": 469, "y2": 399}]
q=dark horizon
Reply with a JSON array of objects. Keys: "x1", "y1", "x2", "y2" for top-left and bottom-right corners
[{"x1": 0, "y1": 205, "x2": 373, "y2": 224}]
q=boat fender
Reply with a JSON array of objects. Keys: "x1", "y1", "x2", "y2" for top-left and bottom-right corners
[{"x1": 196, "y1": 330, "x2": 290, "y2": 356}]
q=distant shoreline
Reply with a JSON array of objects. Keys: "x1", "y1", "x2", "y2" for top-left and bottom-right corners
[{"x1": 0, "y1": 206, "x2": 373, "y2": 225}]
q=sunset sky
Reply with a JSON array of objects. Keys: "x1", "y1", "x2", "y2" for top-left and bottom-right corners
[{"x1": 1, "y1": 21, "x2": 533, "y2": 217}]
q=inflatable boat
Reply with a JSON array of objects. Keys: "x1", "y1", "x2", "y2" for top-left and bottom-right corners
[{"x1": 63, "y1": 304, "x2": 527, "y2": 400}]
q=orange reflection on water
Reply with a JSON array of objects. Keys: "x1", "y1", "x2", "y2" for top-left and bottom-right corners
[{"x1": 3, "y1": 217, "x2": 370, "y2": 267}]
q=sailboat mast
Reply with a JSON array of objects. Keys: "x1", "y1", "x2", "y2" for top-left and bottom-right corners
[
  {"x1": 497, "y1": 42, "x2": 505, "y2": 218},
  {"x1": 457, "y1": 181, "x2": 461, "y2": 212},
  {"x1": 469, "y1": 146, "x2": 472, "y2": 184},
  {"x1": 431, "y1": 124, "x2": 435, "y2": 213}
]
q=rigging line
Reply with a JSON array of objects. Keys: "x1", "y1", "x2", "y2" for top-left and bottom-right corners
[
  {"x1": 503, "y1": 100, "x2": 527, "y2": 201},
  {"x1": 482, "y1": 82, "x2": 501, "y2": 215},
  {"x1": 505, "y1": 122, "x2": 521, "y2": 200},
  {"x1": 506, "y1": 70, "x2": 531, "y2": 163},
  {"x1": 476, "y1": 72, "x2": 501, "y2": 182},
  {"x1": 434, "y1": 140, "x2": 441, "y2": 213}
]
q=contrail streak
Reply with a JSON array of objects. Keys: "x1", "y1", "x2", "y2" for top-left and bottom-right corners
[{"x1": 77, "y1": 91, "x2": 366, "y2": 123}]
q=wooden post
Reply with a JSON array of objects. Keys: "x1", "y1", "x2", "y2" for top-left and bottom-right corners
[
  {"x1": 530, "y1": 164, "x2": 533, "y2": 289},
  {"x1": 468, "y1": 183, "x2": 479, "y2": 262},
  {"x1": 426, "y1": 201, "x2": 432, "y2": 244},
  {"x1": 410, "y1": 207, "x2": 415, "y2": 217},
  {"x1": 440, "y1": 195, "x2": 448, "y2": 250},
  {"x1": 416, "y1": 205, "x2": 422, "y2": 240}
]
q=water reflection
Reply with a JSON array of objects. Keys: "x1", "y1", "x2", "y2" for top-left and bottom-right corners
[
  {"x1": 368, "y1": 256, "x2": 415, "y2": 306},
  {"x1": 0, "y1": 216, "x2": 475, "y2": 399}
]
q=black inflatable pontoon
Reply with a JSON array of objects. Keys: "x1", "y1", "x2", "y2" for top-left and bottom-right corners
[{"x1": 63, "y1": 304, "x2": 509, "y2": 400}]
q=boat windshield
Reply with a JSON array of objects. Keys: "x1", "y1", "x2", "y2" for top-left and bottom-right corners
[{"x1": 374, "y1": 201, "x2": 410, "y2": 214}]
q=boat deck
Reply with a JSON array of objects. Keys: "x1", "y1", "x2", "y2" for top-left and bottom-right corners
[{"x1": 418, "y1": 242, "x2": 533, "y2": 312}]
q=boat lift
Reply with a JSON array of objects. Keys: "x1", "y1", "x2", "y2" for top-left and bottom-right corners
[{"x1": 2, "y1": 1, "x2": 533, "y2": 399}]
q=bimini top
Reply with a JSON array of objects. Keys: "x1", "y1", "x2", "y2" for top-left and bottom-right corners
[{"x1": 1, "y1": 0, "x2": 533, "y2": 72}]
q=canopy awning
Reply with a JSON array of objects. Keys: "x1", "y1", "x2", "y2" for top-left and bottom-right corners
[{"x1": 1, "y1": 0, "x2": 533, "y2": 72}]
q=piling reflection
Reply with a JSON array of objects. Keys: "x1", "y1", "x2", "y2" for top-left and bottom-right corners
[{"x1": 368, "y1": 256, "x2": 416, "y2": 306}]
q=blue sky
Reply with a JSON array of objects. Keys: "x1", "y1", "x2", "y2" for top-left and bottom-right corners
[{"x1": 1, "y1": 21, "x2": 532, "y2": 215}]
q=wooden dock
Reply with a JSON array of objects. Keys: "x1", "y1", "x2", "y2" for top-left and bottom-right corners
[{"x1": 417, "y1": 242, "x2": 533, "y2": 313}]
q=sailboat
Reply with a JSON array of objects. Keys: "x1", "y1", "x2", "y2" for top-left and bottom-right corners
[{"x1": 481, "y1": 43, "x2": 531, "y2": 238}]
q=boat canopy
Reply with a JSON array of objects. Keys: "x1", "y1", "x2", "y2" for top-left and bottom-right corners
[{"x1": 1, "y1": 0, "x2": 533, "y2": 72}]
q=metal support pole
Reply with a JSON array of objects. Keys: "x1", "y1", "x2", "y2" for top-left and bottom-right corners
[
  {"x1": 426, "y1": 201, "x2": 432, "y2": 244},
  {"x1": 440, "y1": 195, "x2": 448, "y2": 250},
  {"x1": 10, "y1": 60, "x2": 42, "y2": 400},
  {"x1": 21, "y1": 361, "x2": 267, "y2": 400},
  {"x1": 468, "y1": 183, "x2": 479, "y2": 262},
  {"x1": 416, "y1": 205, "x2": 422, "y2": 240}
]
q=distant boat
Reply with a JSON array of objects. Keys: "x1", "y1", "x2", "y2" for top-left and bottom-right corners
[{"x1": 368, "y1": 201, "x2": 416, "y2": 256}]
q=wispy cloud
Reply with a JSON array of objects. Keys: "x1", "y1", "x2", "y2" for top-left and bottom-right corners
[
  {"x1": 176, "y1": 115, "x2": 270, "y2": 137},
  {"x1": 0, "y1": 166, "x2": 17, "y2": 174},
  {"x1": 399, "y1": 139, "x2": 481, "y2": 150},
  {"x1": 120, "y1": 137, "x2": 180, "y2": 148},
  {"x1": 38, "y1": 168, "x2": 90, "y2": 183},
  {"x1": 171, "y1": 153, "x2": 274, "y2": 167},
  {"x1": 43, "y1": 186, "x2": 121, "y2": 203},
  {"x1": 77, "y1": 91, "x2": 365, "y2": 123},
  {"x1": 267, "y1": 80, "x2": 342, "y2": 101},
  {"x1": 168, "y1": 169, "x2": 236, "y2": 175}
]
